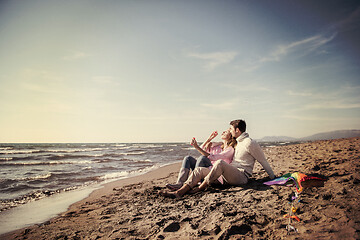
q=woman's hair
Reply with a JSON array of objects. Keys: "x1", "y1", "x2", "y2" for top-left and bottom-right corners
[
  {"x1": 228, "y1": 137, "x2": 237, "y2": 148},
  {"x1": 222, "y1": 137, "x2": 237, "y2": 149}
]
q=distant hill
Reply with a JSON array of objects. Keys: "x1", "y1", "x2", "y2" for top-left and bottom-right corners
[
  {"x1": 257, "y1": 136, "x2": 297, "y2": 142},
  {"x1": 257, "y1": 129, "x2": 360, "y2": 142}
]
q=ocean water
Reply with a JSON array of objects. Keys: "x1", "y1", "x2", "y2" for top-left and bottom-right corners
[
  {"x1": 0, "y1": 143, "x2": 197, "y2": 211},
  {"x1": 0, "y1": 141, "x2": 295, "y2": 212}
]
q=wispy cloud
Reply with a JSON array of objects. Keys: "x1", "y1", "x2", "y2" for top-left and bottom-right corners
[
  {"x1": 286, "y1": 90, "x2": 313, "y2": 97},
  {"x1": 187, "y1": 51, "x2": 237, "y2": 70},
  {"x1": 259, "y1": 33, "x2": 336, "y2": 63},
  {"x1": 239, "y1": 33, "x2": 337, "y2": 72},
  {"x1": 19, "y1": 69, "x2": 64, "y2": 94},
  {"x1": 330, "y1": 6, "x2": 360, "y2": 33},
  {"x1": 92, "y1": 76, "x2": 116, "y2": 84},
  {"x1": 304, "y1": 101, "x2": 360, "y2": 110},
  {"x1": 283, "y1": 114, "x2": 329, "y2": 121},
  {"x1": 200, "y1": 101, "x2": 236, "y2": 110},
  {"x1": 286, "y1": 85, "x2": 360, "y2": 110},
  {"x1": 221, "y1": 82, "x2": 272, "y2": 92},
  {"x1": 63, "y1": 51, "x2": 91, "y2": 60}
]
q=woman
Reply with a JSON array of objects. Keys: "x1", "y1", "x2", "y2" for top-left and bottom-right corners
[{"x1": 165, "y1": 130, "x2": 237, "y2": 191}]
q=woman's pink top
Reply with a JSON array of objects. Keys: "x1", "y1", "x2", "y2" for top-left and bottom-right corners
[{"x1": 208, "y1": 144, "x2": 234, "y2": 164}]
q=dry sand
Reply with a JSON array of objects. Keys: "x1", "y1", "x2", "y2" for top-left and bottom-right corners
[{"x1": 2, "y1": 138, "x2": 359, "y2": 239}]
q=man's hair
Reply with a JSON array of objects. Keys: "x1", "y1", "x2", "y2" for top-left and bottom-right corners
[{"x1": 230, "y1": 119, "x2": 246, "y2": 133}]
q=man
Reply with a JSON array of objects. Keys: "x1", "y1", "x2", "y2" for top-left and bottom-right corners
[{"x1": 160, "y1": 119, "x2": 275, "y2": 198}]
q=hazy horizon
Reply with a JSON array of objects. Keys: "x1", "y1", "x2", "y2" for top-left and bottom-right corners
[
  {"x1": 1, "y1": 1, "x2": 359, "y2": 143},
  {"x1": 1, "y1": 128, "x2": 359, "y2": 144}
]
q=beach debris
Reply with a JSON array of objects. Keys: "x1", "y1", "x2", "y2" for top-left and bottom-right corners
[{"x1": 286, "y1": 224, "x2": 298, "y2": 233}]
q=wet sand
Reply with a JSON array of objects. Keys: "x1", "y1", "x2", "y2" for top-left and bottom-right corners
[{"x1": 2, "y1": 138, "x2": 360, "y2": 239}]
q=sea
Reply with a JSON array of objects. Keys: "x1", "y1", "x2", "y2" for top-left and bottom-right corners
[
  {"x1": 0, "y1": 143, "x2": 200, "y2": 212},
  {"x1": 0, "y1": 141, "x2": 296, "y2": 212}
]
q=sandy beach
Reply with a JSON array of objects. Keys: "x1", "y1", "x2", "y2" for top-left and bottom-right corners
[{"x1": 2, "y1": 137, "x2": 359, "y2": 239}]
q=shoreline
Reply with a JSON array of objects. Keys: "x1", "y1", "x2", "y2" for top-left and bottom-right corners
[
  {"x1": 2, "y1": 138, "x2": 360, "y2": 239},
  {"x1": 0, "y1": 161, "x2": 181, "y2": 236}
]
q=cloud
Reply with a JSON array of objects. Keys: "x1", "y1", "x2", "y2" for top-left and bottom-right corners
[
  {"x1": 221, "y1": 82, "x2": 272, "y2": 93},
  {"x1": 283, "y1": 114, "x2": 329, "y2": 121},
  {"x1": 63, "y1": 51, "x2": 91, "y2": 60},
  {"x1": 331, "y1": 6, "x2": 360, "y2": 33},
  {"x1": 286, "y1": 90, "x2": 313, "y2": 97},
  {"x1": 259, "y1": 33, "x2": 336, "y2": 63},
  {"x1": 200, "y1": 101, "x2": 236, "y2": 110},
  {"x1": 18, "y1": 69, "x2": 64, "y2": 94},
  {"x1": 187, "y1": 51, "x2": 238, "y2": 70},
  {"x1": 304, "y1": 101, "x2": 360, "y2": 110},
  {"x1": 238, "y1": 33, "x2": 337, "y2": 73},
  {"x1": 286, "y1": 85, "x2": 360, "y2": 110},
  {"x1": 92, "y1": 76, "x2": 116, "y2": 84}
]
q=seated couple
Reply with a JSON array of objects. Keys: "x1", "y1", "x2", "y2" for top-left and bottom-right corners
[{"x1": 160, "y1": 119, "x2": 275, "y2": 198}]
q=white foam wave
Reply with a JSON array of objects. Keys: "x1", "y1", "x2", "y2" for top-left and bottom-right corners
[
  {"x1": 0, "y1": 147, "x2": 13, "y2": 150},
  {"x1": 162, "y1": 149, "x2": 174, "y2": 152},
  {"x1": 182, "y1": 147, "x2": 194, "y2": 150},
  {"x1": 100, "y1": 171, "x2": 130, "y2": 180},
  {"x1": 100, "y1": 165, "x2": 160, "y2": 182},
  {"x1": 112, "y1": 144, "x2": 127, "y2": 147},
  {"x1": 114, "y1": 146, "x2": 132, "y2": 150},
  {"x1": 17, "y1": 173, "x2": 52, "y2": 181},
  {"x1": 1, "y1": 160, "x2": 93, "y2": 166},
  {"x1": 134, "y1": 144, "x2": 162, "y2": 148},
  {"x1": 119, "y1": 151, "x2": 146, "y2": 156},
  {"x1": 0, "y1": 149, "x2": 40, "y2": 154}
]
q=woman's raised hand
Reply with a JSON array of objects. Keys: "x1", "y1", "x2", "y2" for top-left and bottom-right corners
[
  {"x1": 190, "y1": 137, "x2": 198, "y2": 147},
  {"x1": 210, "y1": 131, "x2": 218, "y2": 139}
]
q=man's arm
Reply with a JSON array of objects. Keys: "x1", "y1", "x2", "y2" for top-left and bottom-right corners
[{"x1": 249, "y1": 141, "x2": 275, "y2": 179}]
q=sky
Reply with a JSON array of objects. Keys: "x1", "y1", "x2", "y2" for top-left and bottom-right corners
[{"x1": 0, "y1": 0, "x2": 359, "y2": 143}]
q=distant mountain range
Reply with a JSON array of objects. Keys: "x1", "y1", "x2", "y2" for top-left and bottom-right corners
[{"x1": 257, "y1": 129, "x2": 360, "y2": 142}]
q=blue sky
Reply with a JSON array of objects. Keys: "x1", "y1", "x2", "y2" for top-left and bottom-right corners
[{"x1": 0, "y1": 0, "x2": 359, "y2": 143}]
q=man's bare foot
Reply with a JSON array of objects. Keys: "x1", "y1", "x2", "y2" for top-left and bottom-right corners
[
  {"x1": 165, "y1": 183, "x2": 183, "y2": 191},
  {"x1": 188, "y1": 186, "x2": 201, "y2": 194}
]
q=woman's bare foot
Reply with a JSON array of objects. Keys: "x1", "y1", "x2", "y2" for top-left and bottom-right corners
[{"x1": 158, "y1": 190, "x2": 181, "y2": 198}]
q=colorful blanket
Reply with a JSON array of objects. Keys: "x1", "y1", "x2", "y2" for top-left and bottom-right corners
[{"x1": 264, "y1": 172, "x2": 327, "y2": 193}]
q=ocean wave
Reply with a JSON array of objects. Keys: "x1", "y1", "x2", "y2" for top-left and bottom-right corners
[
  {"x1": 102, "y1": 151, "x2": 146, "y2": 157},
  {"x1": 1, "y1": 156, "x2": 36, "y2": 161},
  {"x1": 134, "y1": 159, "x2": 153, "y2": 163},
  {"x1": 0, "y1": 160, "x2": 93, "y2": 167},
  {"x1": 0, "y1": 149, "x2": 41, "y2": 155},
  {"x1": 16, "y1": 173, "x2": 52, "y2": 181},
  {"x1": 111, "y1": 144, "x2": 127, "y2": 147},
  {"x1": 0, "y1": 147, "x2": 13, "y2": 150},
  {"x1": 161, "y1": 149, "x2": 174, "y2": 152},
  {"x1": 46, "y1": 154, "x2": 91, "y2": 160},
  {"x1": 95, "y1": 159, "x2": 115, "y2": 163},
  {"x1": 114, "y1": 146, "x2": 132, "y2": 150},
  {"x1": 121, "y1": 151, "x2": 146, "y2": 156},
  {"x1": 182, "y1": 147, "x2": 195, "y2": 150},
  {"x1": 100, "y1": 165, "x2": 159, "y2": 181},
  {"x1": 133, "y1": 144, "x2": 163, "y2": 148},
  {"x1": 99, "y1": 171, "x2": 130, "y2": 180},
  {"x1": 0, "y1": 147, "x2": 109, "y2": 155}
]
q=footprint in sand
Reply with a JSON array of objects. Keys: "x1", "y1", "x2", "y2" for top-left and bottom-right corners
[{"x1": 163, "y1": 222, "x2": 180, "y2": 232}]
